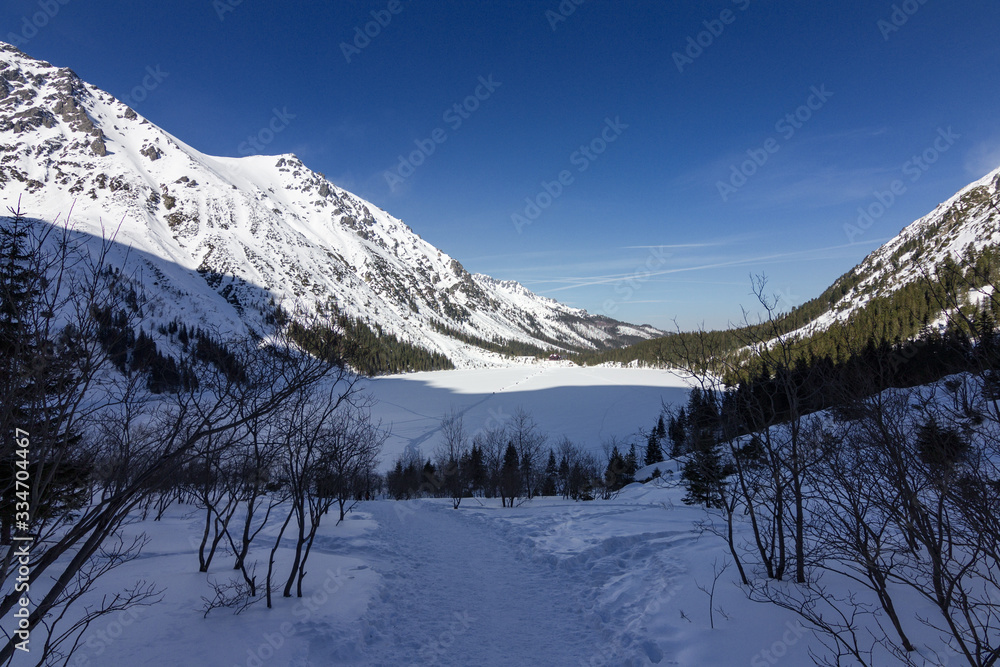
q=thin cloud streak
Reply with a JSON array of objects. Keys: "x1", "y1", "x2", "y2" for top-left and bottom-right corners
[
  {"x1": 540, "y1": 241, "x2": 890, "y2": 293},
  {"x1": 621, "y1": 243, "x2": 719, "y2": 249}
]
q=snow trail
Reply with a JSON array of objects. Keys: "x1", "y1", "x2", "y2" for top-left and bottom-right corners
[{"x1": 324, "y1": 501, "x2": 645, "y2": 666}]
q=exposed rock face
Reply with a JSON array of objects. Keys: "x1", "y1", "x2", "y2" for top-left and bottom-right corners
[
  {"x1": 91, "y1": 137, "x2": 107, "y2": 156},
  {"x1": 7, "y1": 106, "x2": 55, "y2": 132},
  {"x1": 53, "y1": 95, "x2": 97, "y2": 134},
  {"x1": 141, "y1": 144, "x2": 162, "y2": 161}
]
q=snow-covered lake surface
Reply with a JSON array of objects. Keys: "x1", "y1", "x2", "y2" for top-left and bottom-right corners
[{"x1": 364, "y1": 364, "x2": 693, "y2": 467}]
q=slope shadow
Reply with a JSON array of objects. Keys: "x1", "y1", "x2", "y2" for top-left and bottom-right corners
[
  {"x1": 11, "y1": 213, "x2": 301, "y2": 339},
  {"x1": 11, "y1": 215, "x2": 689, "y2": 461},
  {"x1": 364, "y1": 372, "x2": 691, "y2": 466}
]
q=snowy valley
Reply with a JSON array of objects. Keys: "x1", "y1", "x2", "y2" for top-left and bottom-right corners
[{"x1": 3, "y1": 20, "x2": 1000, "y2": 667}]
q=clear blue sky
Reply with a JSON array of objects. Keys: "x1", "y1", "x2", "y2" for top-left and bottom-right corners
[{"x1": 5, "y1": 1, "x2": 1000, "y2": 330}]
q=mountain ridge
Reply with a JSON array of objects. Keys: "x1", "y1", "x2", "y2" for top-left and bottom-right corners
[
  {"x1": 783, "y1": 163, "x2": 1000, "y2": 341},
  {"x1": 0, "y1": 42, "x2": 663, "y2": 369},
  {"x1": 573, "y1": 163, "x2": 1000, "y2": 370}
]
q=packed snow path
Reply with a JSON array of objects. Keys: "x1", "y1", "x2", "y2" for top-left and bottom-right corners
[{"x1": 325, "y1": 501, "x2": 658, "y2": 666}]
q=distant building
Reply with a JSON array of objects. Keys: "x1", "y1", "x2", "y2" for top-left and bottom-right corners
[{"x1": 548, "y1": 354, "x2": 562, "y2": 361}]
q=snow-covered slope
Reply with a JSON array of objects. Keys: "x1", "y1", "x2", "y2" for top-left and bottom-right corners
[
  {"x1": 783, "y1": 165, "x2": 1000, "y2": 341},
  {"x1": 0, "y1": 43, "x2": 661, "y2": 368}
]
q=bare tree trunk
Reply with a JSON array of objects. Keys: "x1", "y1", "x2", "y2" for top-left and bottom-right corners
[{"x1": 266, "y1": 506, "x2": 295, "y2": 609}]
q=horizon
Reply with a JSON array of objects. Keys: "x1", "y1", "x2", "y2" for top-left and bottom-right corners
[{"x1": 3, "y1": 1, "x2": 1000, "y2": 330}]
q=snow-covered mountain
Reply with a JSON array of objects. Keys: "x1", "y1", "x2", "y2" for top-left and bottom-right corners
[
  {"x1": 0, "y1": 42, "x2": 661, "y2": 368},
  {"x1": 784, "y1": 164, "x2": 1000, "y2": 340}
]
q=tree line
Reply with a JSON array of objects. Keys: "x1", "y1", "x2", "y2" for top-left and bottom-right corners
[
  {"x1": 573, "y1": 219, "x2": 1000, "y2": 383},
  {"x1": 290, "y1": 313, "x2": 454, "y2": 376},
  {"x1": 384, "y1": 407, "x2": 671, "y2": 508}
]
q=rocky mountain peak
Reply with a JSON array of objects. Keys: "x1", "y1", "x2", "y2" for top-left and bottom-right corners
[{"x1": 0, "y1": 42, "x2": 663, "y2": 368}]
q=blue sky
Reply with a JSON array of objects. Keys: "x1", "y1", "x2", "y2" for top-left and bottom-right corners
[{"x1": 5, "y1": 1, "x2": 1000, "y2": 330}]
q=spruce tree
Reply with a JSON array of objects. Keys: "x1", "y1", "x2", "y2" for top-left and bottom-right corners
[
  {"x1": 467, "y1": 444, "x2": 486, "y2": 496},
  {"x1": 605, "y1": 446, "x2": 627, "y2": 492},
  {"x1": 645, "y1": 431, "x2": 663, "y2": 466},
  {"x1": 668, "y1": 409, "x2": 687, "y2": 457},
  {"x1": 422, "y1": 460, "x2": 436, "y2": 493},
  {"x1": 681, "y1": 429, "x2": 727, "y2": 509},
  {"x1": 542, "y1": 450, "x2": 558, "y2": 496},
  {"x1": 442, "y1": 456, "x2": 465, "y2": 508},
  {"x1": 0, "y1": 212, "x2": 39, "y2": 544},
  {"x1": 558, "y1": 454, "x2": 570, "y2": 499},
  {"x1": 680, "y1": 388, "x2": 728, "y2": 508},
  {"x1": 916, "y1": 416, "x2": 968, "y2": 483},
  {"x1": 500, "y1": 443, "x2": 520, "y2": 507},
  {"x1": 0, "y1": 211, "x2": 88, "y2": 544}
]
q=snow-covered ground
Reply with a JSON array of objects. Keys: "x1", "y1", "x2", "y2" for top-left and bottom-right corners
[
  {"x1": 363, "y1": 365, "x2": 693, "y2": 468},
  {"x1": 40, "y1": 483, "x2": 823, "y2": 667},
  {"x1": 41, "y1": 370, "x2": 968, "y2": 666}
]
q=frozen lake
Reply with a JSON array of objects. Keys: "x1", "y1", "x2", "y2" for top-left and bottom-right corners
[{"x1": 363, "y1": 363, "x2": 693, "y2": 467}]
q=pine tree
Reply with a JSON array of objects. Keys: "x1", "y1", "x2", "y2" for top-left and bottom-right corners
[
  {"x1": 680, "y1": 388, "x2": 728, "y2": 509},
  {"x1": 0, "y1": 210, "x2": 88, "y2": 544},
  {"x1": 625, "y1": 443, "x2": 638, "y2": 482},
  {"x1": 605, "y1": 446, "x2": 627, "y2": 492},
  {"x1": 500, "y1": 443, "x2": 520, "y2": 507},
  {"x1": 542, "y1": 450, "x2": 558, "y2": 496},
  {"x1": 466, "y1": 444, "x2": 486, "y2": 496},
  {"x1": 681, "y1": 429, "x2": 727, "y2": 509},
  {"x1": 668, "y1": 409, "x2": 687, "y2": 457},
  {"x1": 645, "y1": 431, "x2": 663, "y2": 466}
]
